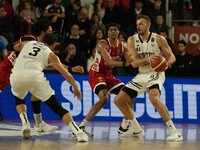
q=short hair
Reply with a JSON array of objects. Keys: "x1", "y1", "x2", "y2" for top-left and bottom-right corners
[
  {"x1": 106, "y1": 23, "x2": 121, "y2": 32},
  {"x1": 43, "y1": 33, "x2": 57, "y2": 46},
  {"x1": 177, "y1": 40, "x2": 186, "y2": 46},
  {"x1": 136, "y1": 15, "x2": 151, "y2": 24},
  {"x1": 32, "y1": 19, "x2": 52, "y2": 36}
]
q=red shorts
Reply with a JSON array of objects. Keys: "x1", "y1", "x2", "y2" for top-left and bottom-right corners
[
  {"x1": 88, "y1": 70, "x2": 124, "y2": 93},
  {"x1": 0, "y1": 59, "x2": 12, "y2": 91},
  {"x1": 0, "y1": 73, "x2": 10, "y2": 91}
]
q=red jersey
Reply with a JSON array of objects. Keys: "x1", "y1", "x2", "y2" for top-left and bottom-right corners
[
  {"x1": 0, "y1": 51, "x2": 16, "y2": 90},
  {"x1": 0, "y1": 34, "x2": 38, "y2": 91},
  {"x1": 90, "y1": 38, "x2": 124, "y2": 75}
]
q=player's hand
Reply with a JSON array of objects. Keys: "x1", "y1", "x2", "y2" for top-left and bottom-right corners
[
  {"x1": 71, "y1": 66, "x2": 84, "y2": 73},
  {"x1": 74, "y1": 88, "x2": 82, "y2": 100},
  {"x1": 148, "y1": 55, "x2": 157, "y2": 63}
]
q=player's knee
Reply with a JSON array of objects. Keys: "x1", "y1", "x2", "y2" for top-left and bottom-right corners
[
  {"x1": 45, "y1": 95, "x2": 69, "y2": 118},
  {"x1": 99, "y1": 97, "x2": 108, "y2": 105},
  {"x1": 114, "y1": 95, "x2": 124, "y2": 107},
  {"x1": 15, "y1": 96, "x2": 26, "y2": 106},
  {"x1": 149, "y1": 95, "x2": 160, "y2": 108}
]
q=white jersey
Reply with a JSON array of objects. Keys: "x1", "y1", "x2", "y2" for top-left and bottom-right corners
[
  {"x1": 134, "y1": 32, "x2": 162, "y2": 73},
  {"x1": 10, "y1": 41, "x2": 54, "y2": 101},
  {"x1": 12, "y1": 41, "x2": 52, "y2": 72}
]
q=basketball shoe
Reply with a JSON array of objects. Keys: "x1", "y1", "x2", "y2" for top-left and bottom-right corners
[
  {"x1": 22, "y1": 122, "x2": 32, "y2": 139},
  {"x1": 79, "y1": 126, "x2": 94, "y2": 137},
  {"x1": 34, "y1": 121, "x2": 58, "y2": 136},
  {"x1": 120, "y1": 126, "x2": 145, "y2": 138},
  {"x1": 166, "y1": 130, "x2": 183, "y2": 141},
  {"x1": 76, "y1": 131, "x2": 89, "y2": 142},
  {"x1": 117, "y1": 125, "x2": 129, "y2": 134}
]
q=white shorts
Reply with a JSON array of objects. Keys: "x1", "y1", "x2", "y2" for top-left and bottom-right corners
[
  {"x1": 10, "y1": 70, "x2": 55, "y2": 101},
  {"x1": 124, "y1": 71, "x2": 165, "y2": 96}
]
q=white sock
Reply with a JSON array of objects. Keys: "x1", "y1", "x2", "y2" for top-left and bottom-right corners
[
  {"x1": 79, "y1": 119, "x2": 88, "y2": 127},
  {"x1": 129, "y1": 118, "x2": 142, "y2": 132},
  {"x1": 121, "y1": 118, "x2": 129, "y2": 129},
  {"x1": 19, "y1": 113, "x2": 30, "y2": 124},
  {"x1": 33, "y1": 113, "x2": 42, "y2": 127},
  {"x1": 166, "y1": 120, "x2": 177, "y2": 133},
  {"x1": 69, "y1": 121, "x2": 81, "y2": 134}
]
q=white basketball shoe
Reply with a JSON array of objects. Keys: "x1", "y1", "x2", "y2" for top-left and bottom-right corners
[
  {"x1": 34, "y1": 121, "x2": 58, "y2": 136},
  {"x1": 76, "y1": 131, "x2": 89, "y2": 142},
  {"x1": 166, "y1": 130, "x2": 183, "y2": 141},
  {"x1": 22, "y1": 122, "x2": 32, "y2": 139},
  {"x1": 120, "y1": 126, "x2": 145, "y2": 138}
]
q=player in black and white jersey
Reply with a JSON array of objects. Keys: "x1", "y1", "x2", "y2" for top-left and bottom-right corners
[
  {"x1": 10, "y1": 33, "x2": 88, "y2": 142},
  {"x1": 114, "y1": 15, "x2": 183, "y2": 141}
]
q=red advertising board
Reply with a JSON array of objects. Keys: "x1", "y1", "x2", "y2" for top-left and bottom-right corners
[{"x1": 174, "y1": 26, "x2": 200, "y2": 55}]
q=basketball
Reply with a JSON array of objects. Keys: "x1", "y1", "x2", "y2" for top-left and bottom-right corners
[{"x1": 150, "y1": 55, "x2": 168, "y2": 72}]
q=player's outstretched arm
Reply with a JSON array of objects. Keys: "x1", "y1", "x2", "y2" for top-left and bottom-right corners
[
  {"x1": 49, "y1": 53, "x2": 82, "y2": 100},
  {"x1": 62, "y1": 64, "x2": 84, "y2": 73}
]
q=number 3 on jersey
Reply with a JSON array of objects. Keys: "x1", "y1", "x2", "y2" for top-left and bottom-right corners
[{"x1": 29, "y1": 47, "x2": 41, "y2": 56}]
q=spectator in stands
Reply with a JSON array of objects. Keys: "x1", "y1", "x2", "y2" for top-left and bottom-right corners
[
  {"x1": 19, "y1": 0, "x2": 36, "y2": 35},
  {"x1": 60, "y1": 43, "x2": 86, "y2": 71},
  {"x1": 154, "y1": 14, "x2": 168, "y2": 33},
  {"x1": 171, "y1": 0, "x2": 191, "y2": 25},
  {"x1": 88, "y1": 0, "x2": 105, "y2": 20},
  {"x1": 127, "y1": 0, "x2": 147, "y2": 36},
  {"x1": 103, "y1": 0, "x2": 125, "y2": 31},
  {"x1": 34, "y1": 0, "x2": 52, "y2": 14},
  {"x1": 61, "y1": 24, "x2": 89, "y2": 61},
  {"x1": 90, "y1": 13, "x2": 106, "y2": 39},
  {"x1": 192, "y1": 43, "x2": 200, "y2": 77},
  {"x1": 43, "y1": 0, "x2": 65, "y2": 35},
  {"x1": 0, "y1": 4, "x2": 14, "y2": 44},
  {"x1": 118, "y1": 31, "x2": 127, "y2": 42},
  {"x1": 0, "y1": 0, "x2": 13, "y2": 18},
  {"x1": 89, "y1": 27, "x2": 105, "y2": 54},
  {"x1": 191, "y1": 0, "x2": 200, "y2": 20},
  {"x1": 67, "y1": 7, "x2": 91, "y2": 43},
  {"x1": 86, "y1": 47, "x2": 96, "y2": 73},
  {"x1": 64, "y1": 0, "x2": 82, "y2": 34},
  {"x1": 146, "y1": 0, "x2": 166, "y2": 28},
  {"x1": 80, "y1": 0, "x2": 94, "y2": 7},
  {"x1": 172, "y1": 40, "x2": 193, "y2": 77}
]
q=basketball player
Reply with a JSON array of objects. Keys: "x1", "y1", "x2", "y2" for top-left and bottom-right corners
[
  {"x1": 10, "y1": 33, "x2": 88, "y2": 142},
  {"x1": 78, "y1": 23, "x2": 137, "y2": 136},
  {"x1": 114, "y1": 15, "x2": 183, "y2": 141},
  {"x1": 0, "y1": 19, "x2": 84, "y2": 136}
]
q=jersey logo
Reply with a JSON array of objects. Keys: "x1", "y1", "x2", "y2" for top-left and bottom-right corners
[{"x1": 151, "y1": 37, "x2": 155, "y2": 42}]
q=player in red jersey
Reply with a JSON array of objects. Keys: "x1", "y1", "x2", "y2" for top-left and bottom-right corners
[{"x1": 78, "y1": 23, "x2": 134, "y2": 136}]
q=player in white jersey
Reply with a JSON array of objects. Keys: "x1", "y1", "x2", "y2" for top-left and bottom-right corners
[
  {"x1": 114, "y1": 15, "x2": 183, "y2": 141},
  {"x1": 14, "y1": 19, "x2": 84, "y2": 137},
  {"x1": 10, "y1": 33, "x2": 88, "y2": 142}
]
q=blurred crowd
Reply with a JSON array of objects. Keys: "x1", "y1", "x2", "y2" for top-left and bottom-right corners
[{"x1": 0, "y1": 0, "x2": 200, "y2": 78}]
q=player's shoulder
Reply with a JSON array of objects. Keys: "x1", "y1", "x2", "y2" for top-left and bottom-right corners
[
  {"x1": 127, "y1": 35, "x2": 135, "y2": 43},
  {"x1": 155, "y1": 33, "x2": 165, "y2": 40}
]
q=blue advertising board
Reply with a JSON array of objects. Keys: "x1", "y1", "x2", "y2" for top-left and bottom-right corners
[{"x1": 0, "y1": 73, "x2": 200, "y2": 123}]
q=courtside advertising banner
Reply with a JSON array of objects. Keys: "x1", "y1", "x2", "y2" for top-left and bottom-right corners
[{"x1": 0, "y1": 73, "x2": 200, "y2": 123}]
